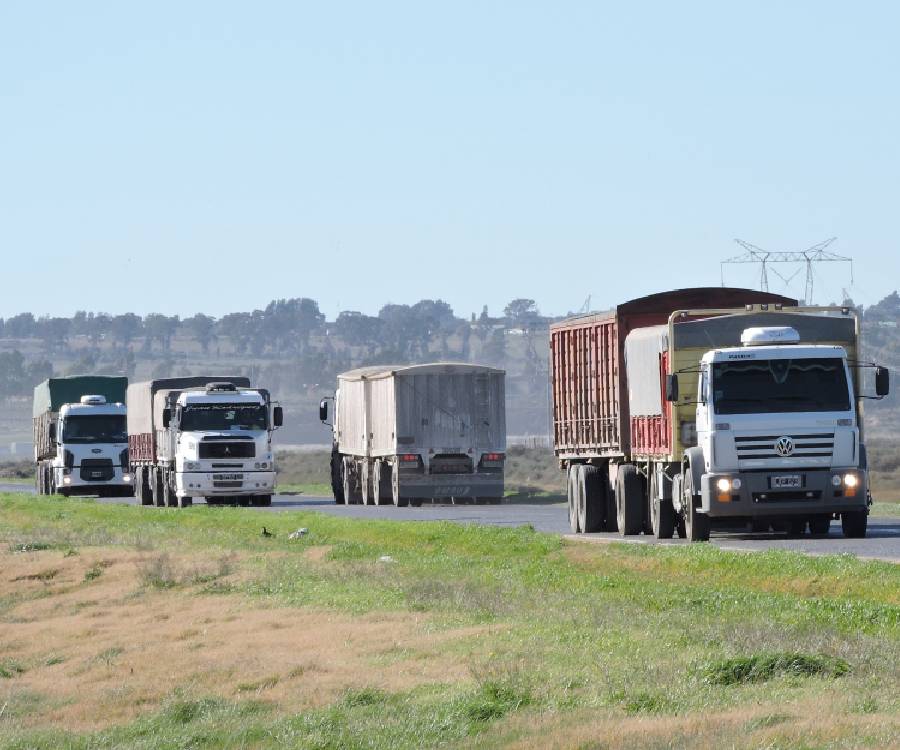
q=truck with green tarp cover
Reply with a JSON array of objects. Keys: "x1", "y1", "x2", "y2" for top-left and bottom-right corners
[{"x1": 33, "y1": 376, "x2": 131, "y2": 497}]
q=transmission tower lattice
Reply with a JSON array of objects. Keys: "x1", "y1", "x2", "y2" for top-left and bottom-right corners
[{"x1": 720, "y1": 238, "x2": 853, "y2": 304}]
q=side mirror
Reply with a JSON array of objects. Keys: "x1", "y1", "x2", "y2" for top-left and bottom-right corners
[
  {"x1": 876, "y1": 367, "x2": 890, "y2": 397},
  {"x1": 162, "y1": 408, "x2": 171, "y2": 428},
  {"x1": 665, "y1": 374, "x2": 679, "y2": 402},
  {"x1": 273, "y1": 406, "x2": 283, "y2": 427},
  {"x1": 319, "y1": 399, "x2": 329, "y2": 422}
]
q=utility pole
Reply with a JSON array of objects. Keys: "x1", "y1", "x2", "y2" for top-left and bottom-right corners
[{"x1": 721, "y1": 238, "x2": 853, "y2": 304}]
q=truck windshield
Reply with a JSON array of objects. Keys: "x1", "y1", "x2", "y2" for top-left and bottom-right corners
[
  {"x1": 712, "y1": 358, "x2": 852, "y2": 414},
  {"x1": 62, "y1": 415, "x2": 128, "y2": 443},
  {"x1": 180, "y1": 403, "x2": 268, "y2": 431}
]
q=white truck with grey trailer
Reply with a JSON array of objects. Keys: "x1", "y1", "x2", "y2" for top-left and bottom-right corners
[
  {"x1": 127, "y1": 376, "x2": 283, "y2": 508},
  {"x1": 320, "y1": 363, "x2": 506, "y2": 506}
]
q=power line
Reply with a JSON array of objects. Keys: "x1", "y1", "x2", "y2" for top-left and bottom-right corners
[{"x1": 721, "y1": 237, "x2": 853, "y2": 304}]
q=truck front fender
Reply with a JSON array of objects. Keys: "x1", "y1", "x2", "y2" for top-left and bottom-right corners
[{"x1": 683, "y1": 446, "x2": 707, "y2": 510}]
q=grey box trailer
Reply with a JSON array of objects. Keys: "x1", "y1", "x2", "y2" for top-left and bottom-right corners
[{"x1": 323, "y1": 363, "x2": 506, "y2": 506}]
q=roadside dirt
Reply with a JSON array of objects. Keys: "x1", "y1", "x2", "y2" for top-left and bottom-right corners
[{"x1": 0, "y1": 546, "x2": 487, "y2": 731}]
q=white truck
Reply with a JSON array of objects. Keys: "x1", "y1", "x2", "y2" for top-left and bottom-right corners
[
  {"x1": 127, "y1": 377, "x2": 283, "y2": 508},
  {"x1": 552, "y1": 291, "x2": 891, "y2": 542},
  {"x1": 33, "y1": 376, "x2": 133, "y2": 498},
  {"x1": 320, "y1": 363, "x2": 506, "y2": 506},
  {"x1": 664, "y1": 321, "x2": 889, "y2": 539}
]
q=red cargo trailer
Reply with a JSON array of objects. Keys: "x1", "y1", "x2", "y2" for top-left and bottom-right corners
[{"x1": 550, "y1": 287, "x2": 797, "y2": 534}]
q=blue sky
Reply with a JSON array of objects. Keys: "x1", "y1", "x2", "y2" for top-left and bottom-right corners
[{"x1": 1, "y1": 1, "x2": 897, "y2": 320}]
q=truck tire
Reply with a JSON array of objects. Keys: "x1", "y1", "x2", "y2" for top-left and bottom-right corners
[
  {"x1": 361, "y1": 461, "x2": 373, "y2": 505},
  {"x1": 603, "y1": 469, "x2": 618, "y2": 532},
  {"x1": 330, "y1": 447, "x2": 345, "y2": 504},
  {"x1": 152, "y1": 468, "x2": 165, "y2": 507},
  {"x1": 373, "y1": 460, "x2": 391, "y2": 505},
  {"x1": 682, "y1": 467, "x2": 710, "y2": 542},
  {"x1": 251, "y1": 495, "x2": 271, "y2": 507},
  {"x1": 650, "y1": 470, "x2": 675, "y2": 539},
  {"x1": 567, "y1": 466, "x2": 580, "y2": 533},
  {"x1": 163, "y1": 472, "x2": 175, "y2": 507},
  {"x1": 138, "y1": 467, "x2": 153, "y2": 506},
  {"x1": 787, "y1": 519, "x2": 806, "y2": 537},
  {"x1": 178, "y1": 496, "x2": 193, "y2": 508},
  {"x1": 342, "y1": 458, "x2": 362, "y2": 505},
  {"x1": 580, "y1": 465, "x2": 604, "y2": 533},
  {"x1": 841, "y1": 510, "x2": 867, "y2": 538},
  {"x1": 808, "y1": 515, "x2": 830, "y2": 536},
  {"x1": 615, "y1": 464, "x2": 643, "y2": 536},
  {"x1": 391, "y1": 463, "x2": 409, "y2": 507}
]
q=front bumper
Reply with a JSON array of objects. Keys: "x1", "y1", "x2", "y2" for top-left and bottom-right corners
[
  {"x1": 398, "y1": 472, "x2": 504, "y2": 499},
  {"x1": 54, "y1": 466, "x2": 133, "y2": 494},
  {"x1": 700, "y1": 468, "x2": 867, "y2": 518},
  {"x1": 176, "y1": 470, "x2": 276, "y2": 497}
]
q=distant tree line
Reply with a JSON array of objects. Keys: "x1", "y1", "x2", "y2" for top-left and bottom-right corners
[{"x1": 0, "y1": 296, "x2": 552, "y2": 398}]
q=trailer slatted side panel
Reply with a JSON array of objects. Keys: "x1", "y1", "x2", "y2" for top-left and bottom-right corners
[{"x1": 551, "y1": 317, "x2": 623, "y2": 456}]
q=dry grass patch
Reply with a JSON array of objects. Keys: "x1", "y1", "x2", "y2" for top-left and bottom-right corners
[{"x1": 0, "y1": 546, "x2": 488, "y2": 731}]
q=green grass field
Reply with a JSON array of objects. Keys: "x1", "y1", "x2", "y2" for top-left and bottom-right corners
[{"x1": 0, "y1": 491, "x2": 898, "y2": 749}]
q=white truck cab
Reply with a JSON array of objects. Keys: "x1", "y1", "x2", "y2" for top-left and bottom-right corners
[
  {"x1": 692, "y1": 326, "x2": 884, "y2": 536},
  {"x1": 53, "y1": 396, "x2": 132, "y2": 497},
  {"x1": 169, "y1": 385, "x2": 278, "y2": 503}
]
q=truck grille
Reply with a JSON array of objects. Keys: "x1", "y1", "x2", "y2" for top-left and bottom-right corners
[
  {"x1": 735, "y1": 433, "x2": 834, "y2": 461},
  {"x1": 213, "y1": 480, "x2": 243, "y2": 489},
  {"x1": 199, "y1": 442, "x2": 255, "y2": 459},
  {"x1": 80, "y1": 459, "x2": 114, "y2": 481}
]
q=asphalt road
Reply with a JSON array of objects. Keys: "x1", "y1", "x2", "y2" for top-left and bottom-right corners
[{"x1": 3, "y1": 483, "x2": 899, "y2": 563}]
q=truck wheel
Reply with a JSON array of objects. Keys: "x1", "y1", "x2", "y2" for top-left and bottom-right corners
[
  {"x1": 342, "y1": 458, "x2": 360, "y2": 504},
  {"x1": 152, "y1": 468, "x2": 165, "y2": 507},
  {"x1": 580, "y1": 465, "x2": 604, "y2": 533},
  {"x1": 178, "y1": 496, "x2": 193, "y2": 508},
  {"x1": 373, "y1": 460, "x2": 392, "y2": 505},
  {"x1": 139, "y1": 467, "x2": 153, "y2": 506},
  {"x1": 809, "y1": 515, "x2": 831, "y2": 536},
  {"x1": 391, "y1": 463, "x2": 409, "y2": 507},
  {"x1": 330, "y1": 448, "x2": 345, "y2": 504},
  {"x1": 567, "y1": 466, "x2": 580, "y2": 533},
  {"x1": 361, "y1": 461, "x2": 373, "y2": 505},
  {"x1": 603, "y1": 470, "x2": 618, "y2": 532},
  {"x1": 841, "y1": 510, "x2": 867, "y2": 538},
  {"x1": 650, "y1": 470, "x2": 675, "y2": 539},
  {"x1": 615, "y1": 465, "x2": 644, "y2": 536},
  {"x1": 251, "y1": 495, "x2": 271, "y2": 507},
  {"x1": 162, "y1": 473, "x2": 175, "y2": 507},
  {"x1": 682, "y1": 467, "x2": 710, "y2": 542},
  {"x1": 787, "y1": 519, "x2": 806, "y2": 537}
]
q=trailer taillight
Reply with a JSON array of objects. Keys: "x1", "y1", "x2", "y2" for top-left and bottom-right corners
[
  {"x1": 400, "y1": 454, "x2": 419, "y2": 463},
  {"x1": 482, "y1": 453, "x2": 505, "y2": 462}
]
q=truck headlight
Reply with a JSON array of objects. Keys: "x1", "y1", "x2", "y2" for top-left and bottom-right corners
[
  {"x1": 123, "y1": 474, "x2": 132, "y2": 483},
  {"x1": 184, "y1": 461, "x2": 198, "y2": 471},
  {"x1": 843, "y1": 473, "x2": 859, "y2": 488},
  {"x1": 831, "y1": 475, "x2": 843, "y2": 487},
  {"x1": 716, "y1": 478, "x2": 741, "y2": 493}
]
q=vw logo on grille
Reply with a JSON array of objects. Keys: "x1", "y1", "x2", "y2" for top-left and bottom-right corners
[{"x1": 774, "y1": 436, "x2": 794, "y2": 456}]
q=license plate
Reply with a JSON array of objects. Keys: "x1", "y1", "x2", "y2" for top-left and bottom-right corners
[
  {"x1": 771, "y1": 475, "x2": 802, "y2": 489},
  {"x1": 213, "y1": 473, "x2": 243, "y2": 481},
  {"x1": 91, "y1": 471, "x2": 104, "y2": 478}
]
